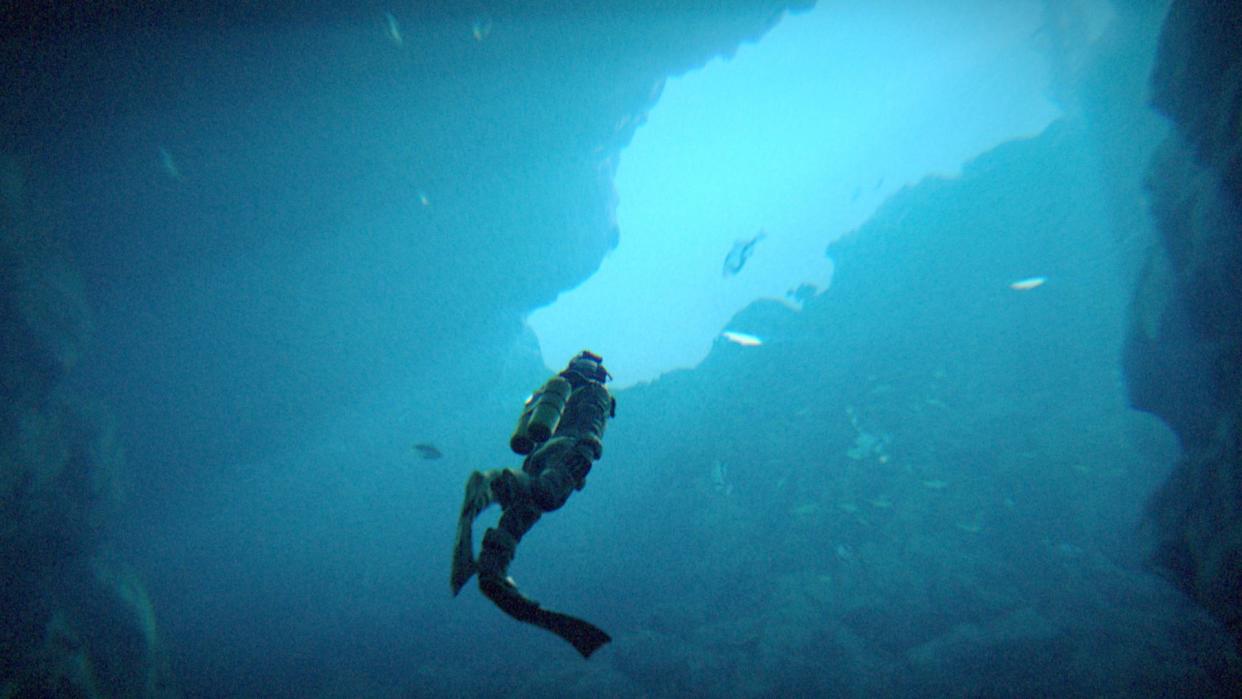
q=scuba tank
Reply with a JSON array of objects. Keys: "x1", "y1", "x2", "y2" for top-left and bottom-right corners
[{"x1": 509, "y1": 375, "x2": 572, "y2": 454}]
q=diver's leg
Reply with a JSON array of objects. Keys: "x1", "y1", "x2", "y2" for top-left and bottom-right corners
[
  {"x1": 478, "y1": 510, "x2": 612, "y2": 659},
  {"x1": 530, "y1": 460, "x2": 578, "y2": 512},
  {"x1": 477, "y1": 498, "x2": 541, "y2": 592},
  {"x1": 475, "y1": 462, "x2": 613, "y2": 658},
  {"x1": 526, "y1": 439, "x2": 595, "y2": 513},
  {"x1": 477, "y1": 490, "x2": 612, "y2": 658}
]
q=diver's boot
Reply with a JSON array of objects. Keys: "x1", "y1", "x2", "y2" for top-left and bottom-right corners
[
  {"x1": 451, "y1": 470, "x2": 499, "y2": 596},
  {"x1": 476, "y1": 497, "x2": 541, "y2": 597},
  {"x1": 477, "y1": 526, "x2": 523, "y2": 599}
]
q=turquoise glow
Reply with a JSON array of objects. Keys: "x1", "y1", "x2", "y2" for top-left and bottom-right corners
[{"x1": 530, "y1": 1, "x2": 1062, "y2": 386}]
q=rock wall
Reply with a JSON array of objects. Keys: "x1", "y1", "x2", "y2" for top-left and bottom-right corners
[
  {"x1": 563, "y1": 116, "x2": 1239, "y2": 699},
  {"x1": 1126, "y1": 0, "x2": 1242, "y2": 643},
  {"x1": 0, "y1": 1, "x2": 813, "y2": 506},
  {"x1": 0, "y1": 155, "x2": 174, "y2": 696}
]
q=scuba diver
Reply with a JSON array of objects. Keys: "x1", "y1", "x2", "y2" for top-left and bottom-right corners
[{"x1": 451, "y1": 350, "x2": 616, "y2": 658}]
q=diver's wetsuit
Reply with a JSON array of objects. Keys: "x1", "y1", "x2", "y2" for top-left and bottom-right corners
[{"x1": 451, "y1": 351, "x2": 615, "y2": 658}]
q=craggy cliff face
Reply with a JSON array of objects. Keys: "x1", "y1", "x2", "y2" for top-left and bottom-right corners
[{"x1": 1126, "y1": 0, "x2": 1242, "y2": 643}]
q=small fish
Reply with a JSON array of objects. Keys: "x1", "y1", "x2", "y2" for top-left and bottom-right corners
[
  {"x1": 865, "y1": 497, "x2": 893, "y2": 509},
  {"x1": 791, "y1": 503, "x2": 819, "y2": 517},
  {"x1": 1055, "y1": 542, "x2": 1083, "y2": 557},
  {"x1": 413, "y1": 443, "x2": 442, "y2": 459},
  {"x1": 838, "y1": 502, "x2": 859, "y2": 514},
  {"x1": 955, "y1": 511, "x2": 984, "y2": 533},
  {"x1": 1009, "y1": 276, "x2": 1047, "y2": 291},
  {"x1": 158, "y1": 146, "x2": 182, "y2": 181},
  {"x1": 710, "y1": 460, "x2": 733, "y2": 497},
  {"x1": 471, "y1": 16, "x2": 493, "y2": 41},
  {"x1": 384, "y1": 12, "x2": 403, "y2": 46},
  {"x1": 417, "y1": 189, "x2": 430, "y2": 206},
  {"x1": 721, "y1": 330, "x2": 763, "y2": 347},
  {"x1": 722, "y1": 230, "x2": 766, "y2": 276},
  {"x1": 921, "y1": 479, "x2": 949, "y2": 490}
]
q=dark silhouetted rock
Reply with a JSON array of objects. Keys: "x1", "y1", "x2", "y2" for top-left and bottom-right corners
[{"x1": 1125, "y1": 0, "x2": 1242, "y2": 645}]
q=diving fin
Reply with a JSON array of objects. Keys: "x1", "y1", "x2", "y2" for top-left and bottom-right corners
[
  {"x1": 537, "y1": 607, "x2": 612, "y2": 659},
  {"x1": 450, "y1": 517, "x2": 476, "y2": 596},
  {"x1": 451, "y1": 471, "x2": 493, "y2": 595},
  {"x1": 479, "y1": 574, "x2": 611, "y2": 658}
]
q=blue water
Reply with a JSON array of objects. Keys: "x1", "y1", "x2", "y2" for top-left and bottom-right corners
[{"x1": 5, "y1": 2, "x2": 1241, "y2": 697}]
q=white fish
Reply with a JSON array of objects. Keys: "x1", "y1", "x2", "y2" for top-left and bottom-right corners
[
  {"x1": 1009, "y1": 276, "x2": 1047, "y2": 291},
  {"x1": 417, "y1": 189, "x2": 430, "y2": 206},
  {"x1": 158, "y1": 146, "x2": 182, "y2": 180},
  {"x1": 471, "y1": 16, "x2": 493, "y2": 41},
  {"x1": 384, "y1": 12, "x2": 403, "y2": 46},
  {"x1": 956, "y1": 520, "x2": 983, "y2": 534},
  {"x1": 721, "y1": 330, "x2": 762, "y2": 347}
]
